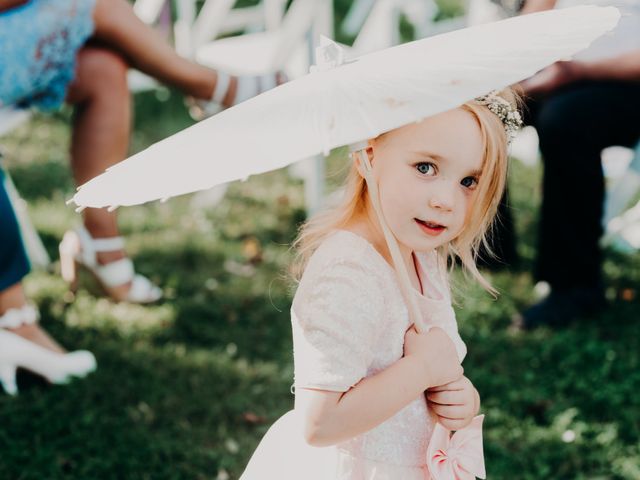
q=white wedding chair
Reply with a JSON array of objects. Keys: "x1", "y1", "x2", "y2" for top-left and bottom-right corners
[
  {"x1": 195, "y1": 0, "x2": 332, "y2": 77},
  {"x1": 341, "y1": 0, "x2": 467, "y2": 57},
  {"x1": 131, "y1": 0, "x2": 288, "y2": 88},
  {"x1": 0, "y1": 107, "x2": 51, "y2": 269},
  {"x1": 0, "y1": 142, "x2": 50, "y2": 269},
  {"x1": 191, "y1": 0, "x2": 333, "y2": 214},
  {"x1": 185, "y1": 0, "x2": 289, "y2": 58},
  {"x1": 134, "y1": 0, "x2": 291, "y2": 57},
  {"x1": 602, "y1": 142, "x2": 640, "y2": 251}
]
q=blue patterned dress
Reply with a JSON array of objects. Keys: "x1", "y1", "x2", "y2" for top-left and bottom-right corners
[
  {"x1": 0, "y1": 0, "x2": 96, "y2": 111},
  {"x1": 0, "y1": 168, "x2": 30, "y2": 291},
  {"x1": 0, "y1": 0, "x2": 95, "y2": 289}
]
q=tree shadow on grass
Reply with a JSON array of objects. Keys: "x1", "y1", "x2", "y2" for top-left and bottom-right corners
[
  {"x1": 133, "y1": 239, "x2": 295, "y2": 366},
  {"x1": 459, "y1": 266, "x2": 640, "y2": 479},
  {"x1": 0, "y1": 336, "x2": 292, "y2": 480}
]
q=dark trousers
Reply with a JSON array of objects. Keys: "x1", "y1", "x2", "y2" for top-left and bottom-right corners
[
  {"x1": 494, "y1": 81, "x2": 640, "y2": 289},
  {"x1": 0, "y1": 167, "x2": 31, "y2": 292}
]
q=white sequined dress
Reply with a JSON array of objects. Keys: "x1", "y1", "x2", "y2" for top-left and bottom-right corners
[{"x1": 240, "y1": 230, "x2": 467, "y2": 480}]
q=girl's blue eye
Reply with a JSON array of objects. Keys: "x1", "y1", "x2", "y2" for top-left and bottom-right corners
[
  {"x1": 461, "y1": 176, "x2": 478, "y2": 189},
  {"x1": 416, "y1": 162, "x2": 435, "y2": 175}
]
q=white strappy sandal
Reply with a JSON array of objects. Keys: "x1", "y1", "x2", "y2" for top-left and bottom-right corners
[
  {"x1": 0, "y1": 305, "x2": 96, "y2": 395},
  {"x1": 59, "y1": 225, "x2": 162, "y2": 304},
  {"x1": 188, "y1": 70, "x2": 286, "y2": 120}
]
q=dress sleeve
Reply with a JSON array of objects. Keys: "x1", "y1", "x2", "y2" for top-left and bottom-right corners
[{"x1": 292, "y1": 258, "x2": 385, "y2": 392}]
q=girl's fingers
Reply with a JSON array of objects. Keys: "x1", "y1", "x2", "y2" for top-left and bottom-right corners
[
  {"x1": 426, "y1": 390, "x2": 465, "y2": 405},
  {"x1": 437, "y1": 417, "x2": 472, "y2": 431},
  {"x1": 429, "y1": 377, "x2": 466, "y2": 392},
  {"x1": 406, "y1": 325, "x2": 419, "y2": 335},
  {"x1": 429, "y1": 403, "x2": 469, "y2": 419}
]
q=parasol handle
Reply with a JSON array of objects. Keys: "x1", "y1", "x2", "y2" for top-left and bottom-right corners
[{"x1": 353, "y1": 149, "x2": 427, "y2": 333}]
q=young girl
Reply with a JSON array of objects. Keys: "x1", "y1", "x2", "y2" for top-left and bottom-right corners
[{"x1": 239, "y1": 88, "x2": 518, "y2": 480}]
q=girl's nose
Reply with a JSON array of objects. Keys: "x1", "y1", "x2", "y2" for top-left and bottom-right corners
[{"x1": 428, "y1": 182, "x2": 455, "y2": 212}]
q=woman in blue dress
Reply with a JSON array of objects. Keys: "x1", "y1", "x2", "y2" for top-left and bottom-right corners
[{"x1": 0, "y1": 0, "x2": 281, "y2": 394}]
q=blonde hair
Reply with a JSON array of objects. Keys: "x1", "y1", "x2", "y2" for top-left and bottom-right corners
[{"x1": 291, "y1": 89, "x2": 519, "y2": 296}]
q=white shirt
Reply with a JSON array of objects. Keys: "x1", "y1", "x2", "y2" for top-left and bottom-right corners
[{"x1": 555, "y1": 0, "x2": 640, "y2": 61}]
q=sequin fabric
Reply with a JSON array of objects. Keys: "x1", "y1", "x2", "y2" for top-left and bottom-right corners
[
  {"x1": 292, "y1": 230, "x2": 467, "y2": 473},
  {"x1": 0, "y1": 0, "x2": 96, "y2": 111}
]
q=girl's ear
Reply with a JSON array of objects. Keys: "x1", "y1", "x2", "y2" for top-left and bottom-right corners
[
  {"x1": 366, "y1": 139, "x2": 375, "y2": 159},
  {"x1": 366, "y1": 144, "x2": 375, "y2": 164},
  {"x1": 355, "y1": 141, "x2": 376, "y2": 178}
]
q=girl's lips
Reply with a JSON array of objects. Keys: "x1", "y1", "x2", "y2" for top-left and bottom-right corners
[{"x1": 415, "y1": 218, "x2": 446, "y2": 236}]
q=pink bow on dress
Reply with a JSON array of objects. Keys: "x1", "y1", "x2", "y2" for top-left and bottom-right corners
[{"x1": 426, "y1": 414, "x2": 486, "y2": 480}]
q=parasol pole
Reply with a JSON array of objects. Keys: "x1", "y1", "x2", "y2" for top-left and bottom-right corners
[{"x1": 352, "y1": 147, "x2": 426, "y2": 333}]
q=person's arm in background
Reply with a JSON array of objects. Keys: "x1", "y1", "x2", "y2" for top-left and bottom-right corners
[
  {"x1": 516, "y1": 0, "x2": 640, "y2": 94},
  {"x1": 579, "y1": 50, "x2": 640, "y2": 82},
  {"x1": 520, "y1": 50, "x2": 640, "y2": 96},
  {"x1": 520, "y1": 0, "x2": 557, "y2": 15},
  {"x1": 0, "y1": 0, "x2": 29, "y2": 13}
]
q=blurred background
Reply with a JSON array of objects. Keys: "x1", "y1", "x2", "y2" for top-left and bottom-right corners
[{"x1": 1, "y1": 0, "x2": 639, "y2": 478}]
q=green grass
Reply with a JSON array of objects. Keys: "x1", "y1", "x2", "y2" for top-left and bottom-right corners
[
  {"x1": 2, "y1": 89, "x2": 639, "y2": 480},
  {"x1": 2, "y1": 18, "x2": 640, "y2": 478}
]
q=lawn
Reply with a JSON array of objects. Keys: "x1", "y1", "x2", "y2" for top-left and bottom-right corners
[{"x1": 1, "y1": 4, "x2": 640, "y2": 479}]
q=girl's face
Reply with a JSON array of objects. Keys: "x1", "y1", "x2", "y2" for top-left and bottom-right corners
[{"x1": 369, "y1": 107, "x2": 484, "y2": 253}]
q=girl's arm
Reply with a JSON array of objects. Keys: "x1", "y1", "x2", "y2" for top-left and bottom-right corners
[
  {"x1": 0, "y1": 0, "x2": 29, "y2": 13},
  {"x1": 296, "y1": 327, "x2": 463, "y2": 447}
]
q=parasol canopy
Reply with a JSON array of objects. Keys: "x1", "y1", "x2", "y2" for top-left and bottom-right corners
[{"x1": 72, "y1": 6, "x2": 620, "y2": 209}]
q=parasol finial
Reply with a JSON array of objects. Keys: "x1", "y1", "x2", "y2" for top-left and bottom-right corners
[{"x1": 310, "y1": 36, "x2": 345, "y2": 73}]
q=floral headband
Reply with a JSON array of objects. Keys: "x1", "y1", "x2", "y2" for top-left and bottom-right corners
[{"x1": 474, "y1": 90, "x2": 523, "y2": 143}]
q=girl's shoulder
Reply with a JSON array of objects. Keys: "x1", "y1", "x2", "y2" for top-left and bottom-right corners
[
  {"x1": 293, "y1": 230, "x2": 395, "y2": 310},
  {"x1": 292, "y1": 230, "x2": 393, "y2": 346},
  {"x1": 304, "y1": 229, "x2": 393, "y2": 282}
]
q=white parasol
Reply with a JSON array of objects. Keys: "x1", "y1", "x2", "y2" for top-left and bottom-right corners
[
  {"x1": 72, "y1": 6, "x2": 620, "y2": 210},
  {"x1": 71, "y1": 6, "x2": 619, "y2": 331}
]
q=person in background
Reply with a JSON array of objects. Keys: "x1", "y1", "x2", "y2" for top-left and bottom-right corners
[
  {"x1": 0, "y1": 0, "x2": 282, "y2": 394},
  {"x1": 0, "y1": 168, "x2": 96, "y2": 395},
  {"x1": 1, "y1": 0, "x2": 283, "y2": 305},
  {"x1": 493, "y1": 0, "x2": 640, "y2": 328}
]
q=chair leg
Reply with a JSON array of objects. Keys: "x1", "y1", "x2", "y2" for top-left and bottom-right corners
[
  {"x1": 603, "y1": 142, "x2": 640, "y2": 226},
  {"x1": 602, "y1": 141, "x2": 640, "y2": 251},
  {"x1": 2, "y1": 171, "x2": 51, "y2": 270}
]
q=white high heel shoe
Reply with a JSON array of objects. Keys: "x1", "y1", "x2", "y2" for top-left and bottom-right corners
[
  {"x1": 59, "y1": 225, "x2": 162, "y2": 304},
  {"x1": 0, "y1": 306, "x2": 96, "y2": 396}
]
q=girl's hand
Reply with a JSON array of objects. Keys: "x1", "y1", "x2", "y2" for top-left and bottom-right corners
[
  {"x1": 404, "y1": 326, "x2": 463, "y2": 388},
  {"x1": 426, "y1": 376, "x2": 479, "y2": 431}
]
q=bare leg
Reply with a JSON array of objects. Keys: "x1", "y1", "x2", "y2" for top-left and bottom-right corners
[
  {"x1": 91, "y1": 0, "x2": 238, "y2": 103},
  {"x1": 0, "y1": 283, "x2": 65, "y2": 354},
  {"x1": 0, "y1": 283, "x2": 28, "y2": 316},
  {"x1": 65, "y1": 47, "x2": 132, "y2": 301}
]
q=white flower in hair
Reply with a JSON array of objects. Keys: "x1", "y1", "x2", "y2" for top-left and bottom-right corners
[{"x1": 474, "y1": 91, "x2": 523, "y2": 143}]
